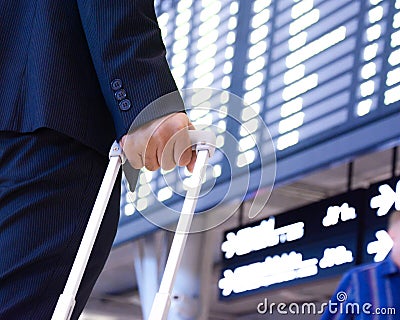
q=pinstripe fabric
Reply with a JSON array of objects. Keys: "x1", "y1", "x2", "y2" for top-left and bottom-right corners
[
  {"x1": 0, "y1": 0, "x2": 184, "y2": 156},
  {"x1": 321, "y1": 256, "x2": 400, "y2": 320},
  {"x1": 0, "y1": 129, "x2": 121, "y2": 319},
  {"x1": 0, "y1": 1, "x2": 182, "y2": 317}
]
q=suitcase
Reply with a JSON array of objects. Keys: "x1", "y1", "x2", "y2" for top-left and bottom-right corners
[{"x1": 51, "y1": 130, "x2": 216, "y2": 320}]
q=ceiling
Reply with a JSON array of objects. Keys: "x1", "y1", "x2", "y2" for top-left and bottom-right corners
[{"x1": 79, "y1": 145, "x2": 399, "y2": 320}]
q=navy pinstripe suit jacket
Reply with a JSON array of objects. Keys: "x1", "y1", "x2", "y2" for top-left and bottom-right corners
[{"x1": 0, "y1": 0, "x2": 183, "y2": 155}]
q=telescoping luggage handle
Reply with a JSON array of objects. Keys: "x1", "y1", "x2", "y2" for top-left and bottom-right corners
[{"x1": 51, "y1": 130, "x2": 216, "y2": 320}]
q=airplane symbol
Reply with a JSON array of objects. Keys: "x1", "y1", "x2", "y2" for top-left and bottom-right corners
[
  {"x1": 370, "y1": 180, "x2": 400, "y2": 216},
  {"x1": 367, "y1": 230, "x2": 393, "y2": 262}
]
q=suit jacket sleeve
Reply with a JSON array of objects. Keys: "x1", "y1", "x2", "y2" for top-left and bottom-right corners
[{"x1": 77, "y1": 0, "x2": 184, "y2": 140}]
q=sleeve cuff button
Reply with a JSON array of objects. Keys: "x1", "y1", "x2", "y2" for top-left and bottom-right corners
[
  {"x1": 119, "y1": 99, "x2": 131, "y2": 111},
  {"x1": 111, "y1": 79, "x2": 123, "y2": 91}
]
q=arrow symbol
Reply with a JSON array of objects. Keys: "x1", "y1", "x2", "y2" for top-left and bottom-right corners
[
  {"x1": 370, "y1": 180, "x2": 400, "y2": 216},
  {"x1": 367, "y1": 230, "x2": 393, "y2": 262}
]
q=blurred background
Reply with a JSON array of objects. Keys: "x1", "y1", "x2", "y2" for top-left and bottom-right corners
[{"x1": 80, "y1": 0, "x2": 400, "y2": 318}]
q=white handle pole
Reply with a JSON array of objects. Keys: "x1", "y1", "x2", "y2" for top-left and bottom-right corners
[
  {"x1": 51, "y1": 142, "x2": 123, "y2": 320},
  {"x1": 148, "y1": 145, "x2": 212, "y2": 320}
]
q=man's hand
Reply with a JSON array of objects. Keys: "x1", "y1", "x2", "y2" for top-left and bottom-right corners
[{"x1": 119, "y1": 113, "x2": 196, "y2": 172}]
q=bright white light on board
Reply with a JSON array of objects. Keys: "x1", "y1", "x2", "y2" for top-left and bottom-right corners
[
  {"x1": 218, "y1": 252, "x2": 318, "y2": 296},
  {"x1": 172, "y1": 64, "x2": 186, "y2": 79},
  {"x1": 322, "y1": 203, "x2": 357, "y2": 227},
  {"x1": 361, "y1": 62, "x2": 377, "y2": 79},
  {"x1": 176, "y1": 10, "x2": 191, "y2": 26},
  {"x1": 143, "y1": 170, "x2": 153, "y2": 182},
  {"x1": 241, "y1": 103, "x2": 261, "y2": 121},
  {"x1": 157, "y1": 187, "x2": 173, "y2": 202},
  {"x1": 193, "y1": 112, "x2": 213, "y2": 127},
  {"x1": 250, "y1": 25, "x2": 269, "y2": 45},
  {"x1": 248, "y1": 40, "x2": 268, "y2": 60},
  {"x1": 240, "y1": 118, "x2": 260, "y2": 137},
  {"x1": 286, "y1": 26, "x2": 346, "y2": 68},
  {"x1": 319, "y1": 246, "x2": 353, "y2": 269},
  {"x1": 219, "y1": 91, "x2": 230, "y2": 104},
  {"x1": 216, "y1": 134, "x2": 225, "y2": 148},
  {"x1": 200, "y1": 1, "x2": 221, "y2": 22},
  {"x1": 385, "y1": 84, "x2": 400, "y2": 105},
  {"x1": 194, "y1": 59, "x2": 215, "y2": 78},
  {"x1": 284, "y1": 64, "x2": 305, "y2": 85},
  {"x1": 367, "y1": 230, "x2": 393, "y2": 262},
  {"x1": 368, "y1": 6, "x2": 384, "y2": 24},
  {"x1": 171, "y1": 51, "x2": 188, "y2": 67},
  {"x1": 227, "y1": 31, "x2": 236, "y2": 45},
  {"x1": 236, "y1": 149, "x2": 256, "y2": 167},
  {"x1": 173, "y1": 38, "x2": 189, "y2": 54},
  {"x1": 174, "y1": 23, "x2": 190, "y2": 40},
  {"x1": 253, "y1": 0, "x2": 271, "y2": 13},
  {"x1": 136, "y1": 198, "x2": 148, "y2": 211},
  {"x1": 222, "y1": 76, "x2": 231, "y2": 89},
  {"x1": 221, "y1": 217, "x2": 305, "y2": 259},
  {"x1": 289, "y1": 32, "x2": 308, "y2": 51},
  {"x1": 158, "y1": 12, "x2": 169, "y2": 26},
  {"x1": 394, "y1": 12, "x2": 400, "y2": 29},
  {"x1": 138, "y1": 185, "x2": 150, "y2": 198},
  {"x1": 197, "y1": 30, "x2": 218, "y2": 50},
  {"x1": 244, "y1": 87, "x2": 262, "y2": 105},
  {"x1": 389, "y1": 48, "x2": 400, "y2": 66},
  {"x1": 239, "y1": 135, "x2": 256, "y2": 152},
  {"x1": 391, "y1": 30, "x2": 400, "y2": 48},
  {"x1": 199, "y1": 15, "x2": 220, "y2": 36},
  {"x1": 252, "y1": 8, "x2": 270, "y2": 29},
  {"x1": 291, "y1": 0, "x2": 314, "y2": 20},
  {"x1": 281, "y1": 97, "x2": 303, "y2": 117},
  {"x1": 366, "y1": 24, "x2": 382, "y2": 42},
  {"x1": 230, "y1": 1, "x2": 239, "y2": 15},
  {"x1": 245, "y1": 71, "x2": 265, "y2": 91},
  {"x1": 190, "y1": 109, "x2": 208, "y2": 121},
  {"x1": 279, "y1": 112, "x2": 305, "y2": 134},
  {"x1": 124, "y1": 204, "x2": 135, "y2": 216},
  {"x1": 177, "y1": 0, "x2": 192, "y2": 12},
  {"x1": 277, "y1": 130, "x2": 299, "y2": 151},
  {"x1": 217, "y1": 120, "x2": 226, "y2": 133},
  {"x1": 228, "y1": 16, "x2": 238, "y2": 30},
  {"x1": 370, "y1": 180, "x2": 400, "y2": 215},
  {"x1": 357, "y1": 99, "x2": 372, "y2": 117},
  {"x1": 282, "y1": 73, "x2": 318, "y2": 101},
  {"x1": 196, "y1": 44, "x2": 217, "y2": 64},
  {"x1": 223, "y1": 61, "x2": 233, "y2": 74},
  {"x1": 289, "y1": 9, "x2": 320, "y2": 36},
  {"x1": 386, "y1": 67, "x2": 400, "y2": 86},
  {"x1": 126, "y1": 190, "x2": 136, "y2": 203},
  {"x1": 225, "y1": 46, "x2": 234, "y2": 60},
  {"x1": 360, "y1": 80, "x2": 375, "y2": 97},
  {"x1": 363, "y1": 43, "x2": 379, "y2": 61},
  {"x1": 243, "y1": 89, "x2": 261, "y2": 106},
  {"x1": 139, "y1": 172, "x2": 147, "y2": 185},
  {"x1": 246, "y1": 56, "x2": 266, "y2": 75},
  {"x1": 213, "y1": 164, "x2": 222, "y2": 178}
]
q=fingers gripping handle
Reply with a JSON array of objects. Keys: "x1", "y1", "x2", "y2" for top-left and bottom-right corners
[{"x1": 188, "y1": 130, "x2": 216, "y2": 157}]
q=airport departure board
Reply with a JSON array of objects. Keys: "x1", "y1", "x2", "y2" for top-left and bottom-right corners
[
  {"x1": 219, "y1": 176, "x2": 400, "y2": 299},
  {"x1": 116, "y1": 0, "x2": 400, "y2": 243}
]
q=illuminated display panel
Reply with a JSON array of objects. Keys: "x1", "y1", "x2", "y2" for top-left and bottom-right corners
[
  {"x1": 218, "y1": 189, "x2": 365, "y2": 299},
  {"x1": 117, "y1": 0, "x2": 400, "y2": 238},
  {"x1": 218, "y1": 175, "x2": 399, "y2": 299}
]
